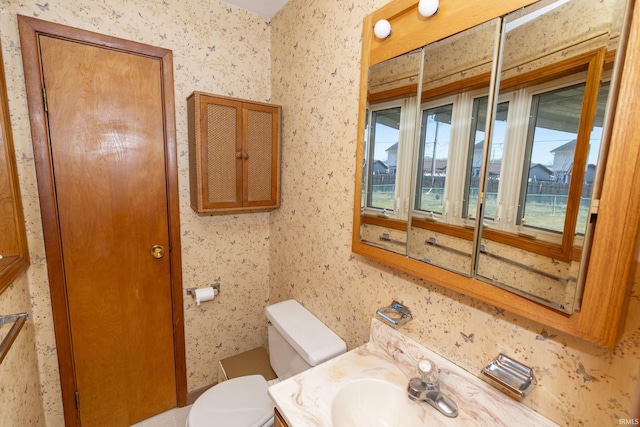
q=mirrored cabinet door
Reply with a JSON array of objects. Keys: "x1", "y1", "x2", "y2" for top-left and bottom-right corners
[
  {"x1": 359, "y1": 49, "x2": 423, "y2": 255},
  {"x1": 407, "y1": 19, "x2": 501, "y2": 276},
  {"x1": 475, "y1": 0, "x2": 630, "y2": 313}
]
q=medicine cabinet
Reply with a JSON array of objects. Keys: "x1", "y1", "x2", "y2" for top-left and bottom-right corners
[{"x1": 353, "y1": 0, "x2": 640, "y2": 348}]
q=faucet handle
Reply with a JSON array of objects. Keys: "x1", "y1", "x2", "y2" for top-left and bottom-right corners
[{"x1": 418, "y1": 359, "x2": 439, "y2": 386}]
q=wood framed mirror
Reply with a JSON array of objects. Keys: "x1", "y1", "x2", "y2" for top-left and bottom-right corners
[{"x1": 353, "y1": 0, "x2": 640, "y2": 348}]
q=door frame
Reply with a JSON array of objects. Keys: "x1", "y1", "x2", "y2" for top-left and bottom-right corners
[{"x1": 18, "y1": 16, "x2": 186, "y2": 426}]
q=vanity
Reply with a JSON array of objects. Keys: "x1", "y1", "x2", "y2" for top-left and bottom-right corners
[{"x1": 269, "y1": 318, "x2": 557, "y2": 426}]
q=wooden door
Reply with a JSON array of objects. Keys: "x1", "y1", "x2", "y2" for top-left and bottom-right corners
[{"x1": 18, "y1": 17, "x2": 185, "y2": 427}]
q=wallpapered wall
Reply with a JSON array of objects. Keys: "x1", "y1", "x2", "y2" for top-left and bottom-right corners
[
  {"x1": 0, "y1": 275, "x2": 45, "y2": 425},
  {"x1": 0, "y1": 0, "x2": 638, "y2": 426},
  {"x1": 269, "y1": 1, "x2": 640, "y2": 426},
  {"x1": 0, "y1": 0, "x2": 274, "y2": 425}
]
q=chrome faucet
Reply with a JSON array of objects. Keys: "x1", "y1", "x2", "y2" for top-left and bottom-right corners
[{"x1": 407, "y1": 359, "x2": 458, "y2": 418}]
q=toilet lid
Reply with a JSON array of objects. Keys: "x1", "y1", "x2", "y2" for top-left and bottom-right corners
[{"x1": 188, "y1": 375, "x2": 274, "y2": 427}]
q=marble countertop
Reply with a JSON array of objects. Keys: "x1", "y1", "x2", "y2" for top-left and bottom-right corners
[{"x1": 268, "y1": 318, "x2": 557, "y2": 427}]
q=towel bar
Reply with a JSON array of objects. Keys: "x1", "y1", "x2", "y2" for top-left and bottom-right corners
[{"x1": 0, "y1": 312, "x2": 29, "y2": 365}]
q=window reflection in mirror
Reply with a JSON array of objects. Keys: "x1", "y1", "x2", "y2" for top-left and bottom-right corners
[
  {"x1": 407, "y1": 19, "x2": 501, "y2": 275},
  {"x1": 359, "y1": 49, "x2": 422, "y2": 254},
  {"x1": 357, "y1": 0, "x2": 629, "y2": 313},
  {"x1": 476, "y1": 0, "x2": 627, "y2": 313},
  {"x1": 519, "y1": 83, "x2": 587, "y2": 233},
  {"x1": 463, "y1": 98, "x2": 509, "y2": 221},
  {"x1": 366, "y1": 106, "x2": 401, "y2": 212},
  {"x1": 415, "y1": 102, "x2": 454, "y2": 216}
]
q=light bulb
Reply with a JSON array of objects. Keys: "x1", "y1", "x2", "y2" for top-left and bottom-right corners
[
  {"x1": 418, "y1": 0, "x2": 439, "y2": 17},
  {"x1": 373, "y1": 19, "x2": 392, "y2": 39}
]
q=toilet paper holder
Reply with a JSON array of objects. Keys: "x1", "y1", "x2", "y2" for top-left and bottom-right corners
[{"x1": 186, "y1": 283, "x2": 220, "y2": 299}]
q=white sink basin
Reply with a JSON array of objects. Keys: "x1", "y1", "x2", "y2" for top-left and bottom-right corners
[{"x1": 331, "y1": 378, "x2": 429, "y2": 427}]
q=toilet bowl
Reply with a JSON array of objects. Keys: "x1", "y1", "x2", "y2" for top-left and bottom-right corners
[
  {"x1": 187, "y1": 299, "x2": 347, "y2": 427},
  {"x1": 188, "y1": 375, "x2": 273, "y2": 427}
]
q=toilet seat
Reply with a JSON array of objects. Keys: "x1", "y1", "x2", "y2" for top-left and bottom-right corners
[{"x1": 188, "y1": 375, "x2": 274, "y2": 427}]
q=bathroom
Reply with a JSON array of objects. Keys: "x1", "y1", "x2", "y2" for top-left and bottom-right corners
[{"x1": 0, "y1": 0, "x2": 639, "y2": 426}]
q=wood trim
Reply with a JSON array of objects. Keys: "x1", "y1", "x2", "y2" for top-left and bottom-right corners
[
  {"x1": 559, "y1": 48, "x2": 606, "y2": 258},
  {"x1": 268, "y1": 104, "x2": 282, "y2": 208},
  {"x1": 577, "y1": 0, "x2": 640, "y2": 346},
  {"x1": 500, "y1": 49, "x2": 599, "y2": 92},
  {"x1": 18, "y1": 16, "x2": 77, "y2": 426},
  {"x1": 159, "y1": 47, "x2": 188, "y2": 409},
  {"x1": 368, "y1": 83, "x2": 418, "y2": 104},
  {"x1": 361, "y1": 214, "x2": 408, "y2": 231},
  {"x1": 422, "y1": 72, "x2": 492, "y2": 102},
  {"x1": 368, "y1": 0, "x2": 539, "y2": 66},
  {"x1": 17, "y1": 16, "x2": 187, "y2": 426},
  {"x1": 0, "y1": 37, "x2": 30, "y2": 295},
  {"x1": 481, "y1": 229, "x2": 582, "y2": 262},
  {"x1": 354, "y1": 13, "x2": 375, "y2": 252},
  {"x1": 410, "y1": 218, "x2": 474, "y2": 241},
  {"x1": 368, "y1": 72, "x2": 491, "y2": 105},
  {"x1": 354, "y1": 0, "x2": 640, "y2": 348}
]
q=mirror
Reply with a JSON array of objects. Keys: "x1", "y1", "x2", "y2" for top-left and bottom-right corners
[
  {"x1": 359, "y1": 48, "x2": 422, "y2": 254},
  {"x1": 407, "y1": 19, "x2": 501, "y2": 276},
  {"x1": 356, "y1": 0, "x2": 630, "y2": 313},
  {"x1": 475, "y1": 0, "x2": 628, "y2": 312},
  {"x1": 0, "y1": 38, "x2": 30, "y2": 293}
]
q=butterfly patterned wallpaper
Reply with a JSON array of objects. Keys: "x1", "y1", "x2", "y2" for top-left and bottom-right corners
[
  {"x1": 0, "y1": 0, "x2": 638, "y2": 426},
  {"x1": 1, "y1": 0, "x2": 274, "y2": 424},
  {"x1": 268, "y1": 1, "x2": 640, "y2": 426}
]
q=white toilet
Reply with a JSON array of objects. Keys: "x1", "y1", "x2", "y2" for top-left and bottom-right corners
[{"x1": 187, "y1": 299, "x2": 347, "y2": 427}]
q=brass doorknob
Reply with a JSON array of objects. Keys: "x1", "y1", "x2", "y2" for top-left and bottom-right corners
[{"x1": 151, "y1": 245, "x2": 165, "y2": 259}]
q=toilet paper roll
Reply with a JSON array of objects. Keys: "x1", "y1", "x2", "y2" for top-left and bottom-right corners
[{"x1": 194, "y1": 287, "x2": 215, "y2": 306}]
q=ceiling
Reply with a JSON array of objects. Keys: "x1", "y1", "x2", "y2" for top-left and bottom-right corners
[{"x1": 220, "y1": 0, "x2": 290, "y2": 18}]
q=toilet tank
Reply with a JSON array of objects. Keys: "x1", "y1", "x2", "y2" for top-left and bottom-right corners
[{"x1": 266, "y1": 299, "x2": 346, "y2": 380}]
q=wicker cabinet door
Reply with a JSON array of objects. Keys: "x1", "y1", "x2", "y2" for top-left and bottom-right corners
[
  {"x1": 243, "y1": 103, "x2": 280, "y2": 207},
  {"x1": 189, "y1": 95, "x2": 243, "y2": 210}
]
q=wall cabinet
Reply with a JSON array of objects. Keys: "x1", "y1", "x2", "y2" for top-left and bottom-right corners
[{"x1": 188, "y1": 92, "x2": 281, "y2": 214}]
